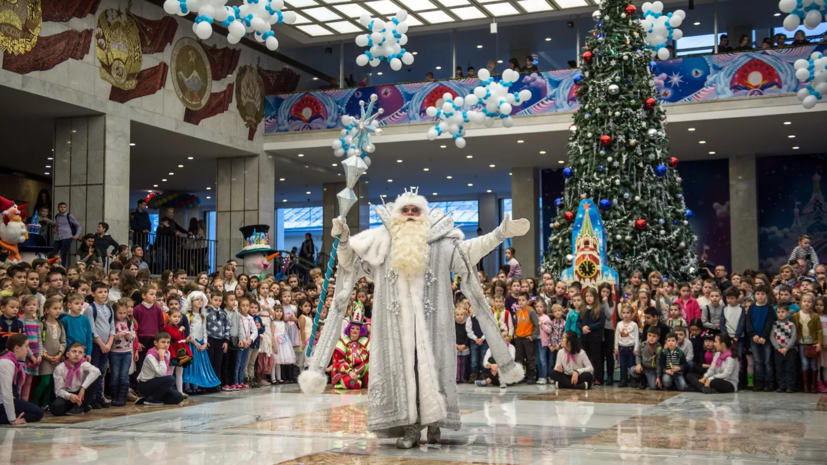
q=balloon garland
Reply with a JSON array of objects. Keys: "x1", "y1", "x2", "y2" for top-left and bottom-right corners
[
  {"x1": 163, "y1": 0, "x2": 296, "y2": 51},
  {"x1": 355, "y1": 10, "x2": 414, "y2": 71},
  {"x1": 640, "y1": 1, "x2": 685, "y2": 60},
  {"x1": 795, "y1": 52, "x2": 827, "y2": 109},
  {"x1": 779, "y1": 0, "x2": 827, "y2": 31},
  {"x1": 331, "y1": 94, "x2": 384, "y2": 167},
  {"x1": 147, "y1": 192, "x2": 202, "y2": 210},
  {"x1": 424, "y1": 68, "x2": 531, "y2": 148}
]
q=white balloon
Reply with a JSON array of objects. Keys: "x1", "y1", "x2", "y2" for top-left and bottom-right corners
[
  {"x1": 363, "y1": 156, "x2": 371, "y2": 167},
  {"x1": 163, "y1": 0, "x2": 179, "y2": 14},
  {"x1": 399, "y1": 34, "x2": 408, "y2": 46},
  {"x1": 657, "y1": 47, "x2": 670, "y2": 60},
  {"x1": 674, "y1": 9, "x2": 686, "y2": 19},
  {"x1": 652, "y1": 1, "x2": 664, "y2": 13},
  {"x1": 779, "y1": 0, "x2": 797, "y2": 12},
  {"x1": 642, "y1": 2, "x2": 653, "y2": 12},
  {"x1": 355, "y1": 35, "x2": 369, "y2": 47},
  {"x1": 397, "y1": 22, "x2": 408, "y2": 34},
  {"x1": 195, "y1": 21, "x2": 213, "y2": 39},
  {"x1": 804, "y1": 94, "x2": 819, "y2": 109},
  {"x1": 228, "y1": 21, "x2": 245, "y2": 38},
  {"x1": 669, "y1": 16, "x2": 682, "y2": 28},
  {"x1": 356, "y1": 54, "x2": 369, "y2": 66},
  {"x1": 390, "y1": 58, "x2": 402, "y2": 70},
  {"x1": 817, "y1": 81, "x2": 827, "y2": 94},
  {"x1": 477, "y1": 69, "x2": 491, "y2": 81},
  {"x1": 369, "y1": 59, "x2": 381, "y2": 67},
  {"x1": 672, "y1": 29, "x2": 683, "y2": 40},
  {"x1": 518, "y1": 89, "x2": 532, "y2": 102},
  {"x1": 805, "y1": 9, "x2": 823, "y2": 28},
  {"x1": 502, "y1": 116, "x2": 513, "y2": 128},
  {"x1": 396, "y1": 10, "x2": 408, "y2": 22},
  {"x1": 373, "y1": 19, "x2": 385, "y2": 31},
  {"x1": 282, "y1": 11, "x2": 297, "y2": 24},
  {"x1": 360, "y1": 14, "x2": 371, "y2": 26},
  {"x1": 465, "y1": 95, "x2": 478, "y2": 106},
  {"x1": 200, "y1": 5, "x2": 215, "y2": 18},
  {"x1": 427, "y1": 128, "x2": 438, "y2": 140},
  {"x1": 455, "y1": 137, "x2": 466, "y2": 149},
  {"x1": 266, "y1": 36, "x2": 279, "y2": 51},
  {"x1": 370, "y1": 32, "x2": 383, "y2": 44},
  {"x1": 401, "y1": 52, "x2": 414, "y2": 65},
  {"x1": 227, "y1": 32, "x2": 241, "y2": 44},
  {"x1": 797, "y1": 67, "x2": 812, "y2": 81},
  {"x1": 334, "y1": 148, "x2": 345, "y2": 157},
  {"x1": 784, "y1": 14, "x2": 802, "y2": 31},
  {"x1": 499, "y1": 102, "x2": 512, "y2": 115}
]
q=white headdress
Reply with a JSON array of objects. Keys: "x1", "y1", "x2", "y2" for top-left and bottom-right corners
[{"x1": 391, "y1": 187, "x2": 429, "y2": 217}]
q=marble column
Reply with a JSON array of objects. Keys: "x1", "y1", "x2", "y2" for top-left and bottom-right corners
[
  {"x1": 478, "y1": 192, "x2": 499, "y2": 278},
  {"x1": 729, "y1": 155, "x2": 758, "y2": 272},
  {"x1": 321, "y1": 179, "x2": 369, "y2": 258},
  {"x1": 53, "y1": 114, "x2": 130, "y2": 249},
  {"x1": 511, "y1": 167, "x2": 541, "y2": 278},
  {"x1": 215, "y1": 153, "x2": 276, "y2": 268}
]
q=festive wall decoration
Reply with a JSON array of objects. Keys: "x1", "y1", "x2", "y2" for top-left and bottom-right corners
[
  {"x1": 354, "y1": 10, "x2": 414, "y2": 71},
  {"x1": 236, "y1": 64, "x2": 266, "y2": 140},
  {"x1": 0, "y1": 0, "x2": 42, "y2": 55},
  {"x1": 559, "y1": 199, "x2": 620, "y2": 293},
  {"x1": 544, "y1": 0, "x2": 696, "y2": 280},
  {"x1": 171, "y1": 37, "x2": 213, "y2": 111},
  {"x1": 148, "y1": 192, "x2": 201, "y2": 210},
  {"x1": 162, "y1": 0, "x2": 295, "y2": 51},
  {"x1": 266, "y1": 46, "x2": 817, "y2": 134},
  {"x1": 95, "y1": 8, "x2": 143, "y2": 90}
]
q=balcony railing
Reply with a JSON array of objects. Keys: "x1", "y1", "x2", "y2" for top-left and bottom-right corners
[{"x1": 132, "y1": 233, "x2": 216, "y2": 275}]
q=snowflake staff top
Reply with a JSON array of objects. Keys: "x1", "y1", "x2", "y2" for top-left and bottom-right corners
[
  {"x1": 331, "y1": 94, "x2": 384, "y2": 167},
  {"x1": 543, "y1": 0, "x2": 697, "y2": 282}
]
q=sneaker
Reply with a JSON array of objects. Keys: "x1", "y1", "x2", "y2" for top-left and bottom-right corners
[
  {"x1": 182, "y1": 393, "x2": 189, "y2": 399},
  {"x1": 618, "y1": 381, "x2": 628, "y2": 388},
  {"x1": 638, "y1": 382, "x2": 647, "y2": 390},
  {"x1": 66, "y1": 406, "x2": 85, "y2": 416},
  {"x1": 90, "y1": 401, "x2": 102, "y2": 410},
  {"x1": 126, "y1": 389, "x2": 138, "y2": 402},
  {"x1": 143, "y1": 399, "x2": 164, "y2": 406},
  {"x1": 103, "y1": 395, "x2": 111, "y2": 403},
  {"x1": 594, "y1": 380, "x2": 601, "y2": 386},
  {"x1": 583, "y1": 382, "x2": 590, "y2": 391},
  {"x1": 232, "y1": 384, "x2": 241, "y2": 391},
  {"x1": 537, "y1": 378, "x2": 547, "y2": 385},
  {"x1": 242, "y1": 383, "x2": 250, "y2": 389},
  {"x1": 476, "y1": 379, "x2": 488, "y2": 387},
  {"x1": 222, "y1": 385, "x2": 233, "y2": 391},
  {"x1": 98, "y1": 398, "x2": 110, "y2": 409},
  {"x1": 43, "y1": 405, "x2": 50, "y2": 412},
  {"x1": 500, "y1": 383, "x2": 508, "y2": 389},
  {"x1": 83, "y1": 404, "x2": 92, "y2": 413}
]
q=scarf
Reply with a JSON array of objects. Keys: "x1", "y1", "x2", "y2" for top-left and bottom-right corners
[
  {"x1": 63, "y1": 358, "x2": 87, "y2": 386},
  {"x1": 146, "y1": 347, "x2": 172, "y2": 375},
  {"x1": 562, "y1": 348, "x2": 577, "y2": 365},
  {"x1": 715, "y1": 349, "x2": 732, "y2": 368},
  {"x1": 0, "y1": 350, "x2": 24, "y2": 386}
]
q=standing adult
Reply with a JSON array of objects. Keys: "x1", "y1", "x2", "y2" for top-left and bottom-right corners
[
  {"x1": 301, "y1": 190, "x2": 530, "y2": 448},
  {"x1": 48, "y1": 202, "x2": 81, "y2": 266},
  {"x1": 130, "y1": 199, "x2": 151, "y2": 251},
  {"x1": 714, "y1": 265, "x2": 732, "y2": 292},
  {"x1": 299, "y1": 233, "x2": 316, "y2": 281}
]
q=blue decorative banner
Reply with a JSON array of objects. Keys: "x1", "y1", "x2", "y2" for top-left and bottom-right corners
[
  {"x1": 559, "y1": 199, "x2": 620, "y2": 294},
  {"x1": 265, "y1": 46, "x2": 824, "y2": 134}
]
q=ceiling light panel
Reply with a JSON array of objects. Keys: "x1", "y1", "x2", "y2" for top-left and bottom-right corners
[
  {"x1": 297, "y1": 24, "x2": 334, "y2": 35},
  {"x1": 437, "y1": 0, "x2": 470, "y2": 6},
  {"x1": 390, "y1": 14, "x2": 424, "y2": 25},
  {"x1": 398, "y1": 0, "x2": 438, "y2": 11},
  {"x1": 322, "y1": 0, "x2": 350, "y2": 3},
  {"x1": 483, "y1": 2, "x2": 519, "y2": 16},
  {"x1": 290, "y1": 12, "x2": 312, "y2": 24},
  {"x1": 419, "y1": 10, "x2": 455, "y2": 23},
  {"x1": 303, "y1": 6, "x2": 341, "y2": 21},
  {"x1": 364, "y1": 0, "x2": 400, "y2": 14},
  {"x1": 451, "y1": 6, "x2": 485, "y2": 19},
  {"x1": 286, "y1": 0, "x2": 318, "y2": 7},
  {"x1": 333, "y1": 3, "x2": 371, "y2": 17},
  {"x1": 555, "y1": 0, "x2": 588, "y2": 8},
  {"x1": 327, "y1": 20, "x2": 362, "y2": 33},
  {"x1": 517, "y1": 0, "x2": 553, "y2": 12}
]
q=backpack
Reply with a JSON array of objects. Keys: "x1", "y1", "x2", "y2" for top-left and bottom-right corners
[{"x1": 91, "y1": 303, "x2": 114, "y2": 325}]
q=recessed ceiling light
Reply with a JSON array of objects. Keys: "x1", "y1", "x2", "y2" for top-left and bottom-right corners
[
  {"x1": 698, "y1": 141, "x2": 706, "y2": 144},
  {"x1": 467, "y1": 183, "x2": 473, "y2": 186},
  {"x1": 283, "y1": 199, "x2": 287, "y2": 203},
  {"x1": 45, "y1": 165, "x2": 51, "y2": 168},
  {"x1": 206, "y1": 187, "x2": 211, "y2": 190},
  {"x1": 129, "y1": 143, "x2": 136, "y2": 146},
  {"x1": 489, "y1": 164, "x2": 495, "y2": 167},
  {"x1": 162, "y1": 178, "x2": 167, "y2": 182},
  {"x1": 47, "y1": 157, "x2": 53, "y2": 160},
  {"x1": 206, "y1": 196, "x2": 211, "y2": 199},
  {"x1": 412, "y1": 51, "x2": 418, "y2": 55},
  {"x1": 381, "y1": 194, "x2": 387, "y2": 198},
  {"x1": 447, "y1": 175, "x2": 452, "y2": 179},
  {"x1": 332, "y1": 163, "x2": 338, "y2": 166},
  {"x1": 539, "y1": 151, "x2": 546, "y2": 154},
  {"x1": 71, "y1": 130, "x2": 76, "y2": 133},
  {"x1": 306, "y1": 191, "x2": 311, "y2": 195},
  {"x1": 788, "y1": 135, "x2": 796, "y2": 138},
  {"x1": 435, "y1": 66, "x2": 442, "y2": 70},
  {"x1": 440, "y1": 145, "x2": 446, "y2": 148},
  {"x1": 388, "y1": 179, "x2": 393, "y2": 182},
  {"x1": 397, "y1": 159, "x2": 403, "y2": 163},
  {"x1": 694, "y1": 22, "x2": 700, "y2": 26},
  {"x1": 153, "y1": 184, "x2": 158, "y2": 187},
  {"x1": 558, "y1": 160, "x2": 564, "y2": 164},
  {"x1": 793, "y1": 146, "x2": 800, "y2": 150},
  {"x1": 709, "y1": 151, "x2": 716, "y2": 155},
  {"x1": 476, "y1": 45, "x2": 483, "y2": 49},
  {"x1": 688, "y1": 128, "x2": 695, "y2": 131},
  {"x1": 178, "y1": 165, "x2": 184, "y2": 168},
  {"x1": 44, "y1": 172, "x2": 50, "y2": 175},
  {"x1": 377, "y1": 72, "x2": 383, "y2": 75},
  {"x1": 497, "y1": 59, "x2": 503, "y2": 63},
  {"x1": 188, "y1": 156, "x2": 193, "y2": 160},
  {"x1": 784, "y1": 121, "x2": 792, "y2": 125},
  {"x1": 313, "y1": 77, "x2": 318, "y2": 81},
  {"x1": 486, "y1": 189, "x2": 492, "y2": 193},
  {"x1": 774, "y1": 12, "x2": 781, "y2": 16},
  {"x1": 545, "y1": 38, "x2": 551, "y2": 41},
  {"x1": 169, "y1": 172, "x2": 174, "y2": 175},
  {"x1": 509, "y1": 172, "x2": 512, "y2": 175},
  {"x1": 517, "y1": 140, "x2": 524, "y2": 143},
  {"x1": 298, "y1": 153, "x2": 304, "y2": 157},
  {"x1": 423, "y1": 168, "x2": 429, "y2": 171},
  {"x1": 279, "y1": 178, "x2": 285, "y2": 181},
  {"x1": 433, "y1": 193, "x2": 438, "y2": 195},
  {"x1": 466, "y1": 155, "x2": 473, "y2": 158}
]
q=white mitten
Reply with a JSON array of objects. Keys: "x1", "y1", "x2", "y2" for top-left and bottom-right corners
[
  {"x1": 331, "y1": 217, "x2": 350, "y2": 242},
  {"x1": 499, "y1": 213, "x2": 530, "y2": 238}
]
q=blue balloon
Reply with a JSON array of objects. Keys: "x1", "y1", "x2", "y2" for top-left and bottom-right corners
[
  {"x1": 599, "y1": 199, "x2": 611, "y2": 210},
  {"x1": 574, "y1": 75, "x2": 583, "y2": 84},
  {"x1": 685, "y1": 209, "x2": 694, "y2": 219},
  {"x1": 555, "y1": 197, "x2": 563, "y2": 208},
  {"x1": 563, "y1": 167, "x2": 573, "y2": 178},
  {"x1": 655, "y1": 164, "x2": 667, "y2": 176}
]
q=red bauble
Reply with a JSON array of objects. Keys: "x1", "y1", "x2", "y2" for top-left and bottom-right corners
[
  {"x1": 635, "y1": 219, "x2": 647, "y2": 231},
  {"x1": 583, "y1": 51, "x2": 593, "y2": 63},
  {"x1": 565, "y1": 211, "x2": 575, "y2": 223},
  {"x1": 625, "y1": 4, "x2": 637, "y2": 15},
  {"x1": 670, "y1": 157, "x2": 679, "y2": 168},
  {"x1": 600, "y1": 135, "x2": 612, "y2": 146},
  {"x1": 645, "y1": 98, "x2": 657, "y2": 109}
]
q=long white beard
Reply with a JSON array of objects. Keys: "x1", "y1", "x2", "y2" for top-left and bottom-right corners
[{"x1": 390, "y1": 216, "x2": 430, "y2": 277}]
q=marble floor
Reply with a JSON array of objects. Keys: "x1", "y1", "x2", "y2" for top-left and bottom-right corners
[{"x1": 3, "y1": 383, "x2": 827, "y2": 465}]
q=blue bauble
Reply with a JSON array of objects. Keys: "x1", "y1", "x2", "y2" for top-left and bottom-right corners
[
  {"x1": 574, "y1": 75, "x2": 583, "y2": 85},
  {"x1": 655, "y1": 164, "x2": 667, "y2": 176},
  {"x1": 599, "y1": 199, "x2": 611, "y2": 210},
  {"x1": 555, "y1": 197, "x2": 563, "y2": 208},
  {"x1": 598, "y1": 165, "x2": 605, "y2": 172},
  {"x1": 599, "y1": 149, "x2": 606, "y2": 156},
  {"x1": 584, "y1": 113, "x2": 591, "y2": 120},
  {"x1": 563, "y1": 167, "x2": 573, "y2": 178},
  {"x1": 685, "y1": 209, "x2": 694, "y2": 219},
  {"x1": 672, "y1": 219, "x2": 680, "y2": 226},
  {"x1": 662, "y1": 276, "x2": 668, "y2": 282},
  {"x1": 615, "y1": 252, "x2": 622, "y2": 259}
]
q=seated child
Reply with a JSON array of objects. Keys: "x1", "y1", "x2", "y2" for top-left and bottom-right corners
[
  {"x1": 692, "y1": 331, "x2": 717, "y2": 376},
  {"x1": 136, "y1": 332, "x2": 185, "y2": 405},
  {"x1": 659, "y1": 332, "x2": 688, "y2": 391},
  {"x1": 687, "y1": 334, "x2": 740, "y2": 393},
  {"x1": 1, "y1": 334, "x2": 44, "y2": 424},
  {"x1": 666, "y1": 303, "x2": 688, "y2": 330},
  {"x1": 51, "y1": 342, "x2": 101, "y2": 416},
  {"x1": 631, "y1": 328, "x2": 662, "y2": 390},
  {"x1": 549, "y1": 331, "x2": 595, "y2": 390},
  {"x1": 476, "y1": 331, "x2": 516, "y2": 389}
]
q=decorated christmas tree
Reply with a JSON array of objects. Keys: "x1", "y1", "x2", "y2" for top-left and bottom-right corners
[{"x1": 542, "y1": 0, "x2": 697, "y2": 281}]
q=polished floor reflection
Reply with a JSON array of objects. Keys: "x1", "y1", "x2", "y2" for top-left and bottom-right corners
[{"x1": 2, "y1": 384, "x2": 826, "y2": 464}]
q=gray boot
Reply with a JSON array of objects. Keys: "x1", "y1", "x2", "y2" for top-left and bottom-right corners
[
  {"x1": 426, "y1": 426, "x2": 441, "y2": 444},
  {"x1": 395, "y1": 424, "x2": 422, "y2": 449}
]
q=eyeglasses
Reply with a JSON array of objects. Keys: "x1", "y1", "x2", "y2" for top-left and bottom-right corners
[{"x1": 401, "y1": 206, "x2": 420, "y2": 214}]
